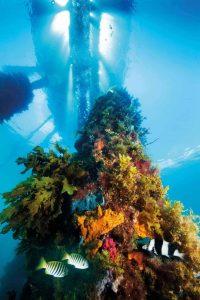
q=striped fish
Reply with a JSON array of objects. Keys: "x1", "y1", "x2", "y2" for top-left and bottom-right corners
[
  {"x1": 62, "y1": 253, "x2": 89, "y2": 269},
  {"x1": 194, "y1": 273, "x2": 200, "y2": 279},
  {"x1": 36, "y1": 257, "x2": 68, "y2": 278},
  {"x1": 141, "y1": 238, "x2": 184, "y2": 259}
]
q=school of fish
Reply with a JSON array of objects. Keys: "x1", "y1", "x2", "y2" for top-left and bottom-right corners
[{"x1": 37, "y1": 253, "x2": 89, "y2": 278}]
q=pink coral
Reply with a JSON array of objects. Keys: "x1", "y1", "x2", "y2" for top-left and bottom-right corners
[
  {"x1": 103, "y1": 237, "x2": 117, "y2": 261},
  {"x1": 134, "y1": 160, "x2": 158, "y2": 175}
]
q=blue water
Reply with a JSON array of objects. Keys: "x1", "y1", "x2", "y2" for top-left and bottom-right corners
[
  {"x1": 162, "y1": 159, "x2": 200, "y2": 214},
  {"x1": 0, "y1": 0, "x2": 199, "y2": 296}
]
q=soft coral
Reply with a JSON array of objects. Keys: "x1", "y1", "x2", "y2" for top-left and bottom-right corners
[
  {"x1": 135, "y1": 160, "x2": 158, "y2": 175},
  {"x1": 103, "y1": 237, "x2": 118, "y2": 261}
]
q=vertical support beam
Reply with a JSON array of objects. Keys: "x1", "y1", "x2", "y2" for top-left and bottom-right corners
[
  {"x1": 90, "y1": 10, "x2": 101, "y2": 105},
  {"x1": 69, "y1": 0, "x2": 92, "y2": 129}
]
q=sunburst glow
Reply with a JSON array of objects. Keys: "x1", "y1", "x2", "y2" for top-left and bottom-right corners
[
  {"x1": 99, "y1": 13, "x2": 115, "y2": 59},
  {"x1": 54, "y1": 0, "x2": 69, "y2": 7},
  {"x1": 52, "y1": 11, "x2": 70, "y2": 34}
]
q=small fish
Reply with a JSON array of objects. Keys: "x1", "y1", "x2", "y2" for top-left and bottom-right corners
[
  {"x1": 36, "y1": 257, "x2": 68, "y2": 278},
  {"x1": 139, "y1": 238, "x2": 184, "y2": 260},
  {"x1": 62, "y1": 253, "x2": 89, "y2": 269}
]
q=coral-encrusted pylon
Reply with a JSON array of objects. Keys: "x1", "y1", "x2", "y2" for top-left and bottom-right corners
[{"x1": 1, "y1": 89, "x2": 199, "y2": 299}]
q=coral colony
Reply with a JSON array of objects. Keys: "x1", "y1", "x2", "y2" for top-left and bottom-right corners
[{"x1": 0, "y1": 88, "x2": 199, "y2": 299}]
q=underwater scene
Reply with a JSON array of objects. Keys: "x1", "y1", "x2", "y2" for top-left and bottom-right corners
[{"x1": 0, "y1": 0, "x2": 200, "y2": 299}]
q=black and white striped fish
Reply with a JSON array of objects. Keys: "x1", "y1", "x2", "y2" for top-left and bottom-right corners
[
  {"x1": 62, "y1": 253, "x2": 89, "y2": 269},
  {"x1": 141, "y1": 238, "x2": 184, "y2": 259},
  {"x1": 36, "y1": 257, "x2": 68, "y2": 277},
  {"x1": 194, "y1": 272, "x2": 200, "y2": 279}
]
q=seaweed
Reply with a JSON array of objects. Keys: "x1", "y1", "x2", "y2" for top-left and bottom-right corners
[{"x1": 0, "y1": 144, "x2": 85, "y2": 253}]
